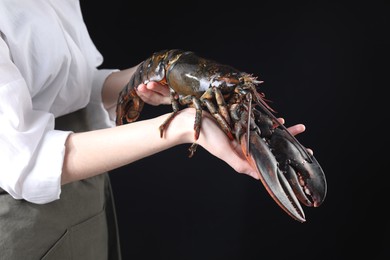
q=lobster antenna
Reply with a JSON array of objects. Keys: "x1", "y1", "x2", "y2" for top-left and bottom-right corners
[{"x1": 246, "y1": 93, "x2": 252, "y2": 156}]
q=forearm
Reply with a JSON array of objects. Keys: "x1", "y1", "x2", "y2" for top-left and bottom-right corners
[
  {"x1": 101, "y1": 64, "x2": 140, "y2": 111},
  {"x1": 61, "y1": 112, "x2": 191, "y2": 185}
]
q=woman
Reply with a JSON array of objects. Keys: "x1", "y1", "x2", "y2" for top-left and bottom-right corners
[{"x1": 0, "y1": 1, "x2": 307, "y2": 259}]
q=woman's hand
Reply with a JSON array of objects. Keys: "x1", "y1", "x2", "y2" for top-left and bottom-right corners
[
  {"x1": 102, "y1": 68, "x2": 171, "y2": 110},
  {"x1": 136, "y1": 82, "x2": 171, "y2": 106},
  {"x1": 181, "y1": 109, "x2": 309, "y2": 180}
]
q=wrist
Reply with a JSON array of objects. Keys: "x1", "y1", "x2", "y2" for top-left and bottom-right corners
[{"x1": 162, "y1": 108, "x2": 198, "y2": 145}]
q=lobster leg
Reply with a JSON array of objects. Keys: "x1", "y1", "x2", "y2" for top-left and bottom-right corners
[
  {"x1": 211, "y1": 86, "x2": 231, "y2": 126},
  {"x1": 159, "y1": 89, "x2": 181, "y2": 138},
  {"x1": 203, "y1": 99, "x2": 234, "y2": 140}
]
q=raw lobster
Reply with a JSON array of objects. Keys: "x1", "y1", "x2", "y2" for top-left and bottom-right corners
[{"x1": 116, "y1": 49, "x2": 327, "y2": 222}]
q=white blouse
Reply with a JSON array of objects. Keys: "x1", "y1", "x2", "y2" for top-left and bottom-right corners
[{"x1": 0, "y1": 0, "x2": 117, "y2": 203}]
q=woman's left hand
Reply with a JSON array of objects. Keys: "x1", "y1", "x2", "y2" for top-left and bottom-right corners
[{"x1": 136, "y1": 82, "x2": 171, "y2": 106}]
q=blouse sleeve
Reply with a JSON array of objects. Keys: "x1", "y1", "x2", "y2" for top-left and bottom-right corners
[
  {"x1": 0, "y1": 37, "x2": 72, "y2": 204},
  {"x1": 85, "y1": 68, "x2": 119, "y2": 130}
]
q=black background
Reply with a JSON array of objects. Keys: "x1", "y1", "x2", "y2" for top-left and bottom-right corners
[{"x1": 81, "y1": 1, "x2": 388, "y2": 259}]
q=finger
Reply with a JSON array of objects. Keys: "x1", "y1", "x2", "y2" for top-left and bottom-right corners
[
  {"x1": 136, "y1": 83, "x2": 148, "y2": 93},
  {"x1": 287, "y1": 124, "x2": 306, "y2": 136},
  {"x1": 144, "y1": 93, "x2": 171, "y2": 105},
  {"x1": 137, "y1": 84, "x2": 171, "y2": 105},
  {"x1": 146, "y1": 82, "x2": 170, "y2": 97},
  {"x1": 277, "y1": 117, "x2": 285, "y2": 125}
]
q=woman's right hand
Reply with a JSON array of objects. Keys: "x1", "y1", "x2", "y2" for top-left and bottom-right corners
[
  {"x1": 177, "y1": 108, "x2": 308, "y2": 180},
  {"x1": 176, "y1": 108, "x2": 259, "y2": 179}
]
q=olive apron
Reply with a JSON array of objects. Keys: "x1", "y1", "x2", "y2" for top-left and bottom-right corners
[{"x1": 0, "y1": 108, "x2": 122, "y2": 260}]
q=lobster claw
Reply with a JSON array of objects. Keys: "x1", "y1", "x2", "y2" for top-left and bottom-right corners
[
  {"x1": 241, "y1": 131, "x2": 305, "y2": 222},
  {"x1": 270, "y1": 128, "x2": 327, "y2": 208},
  {"x1": 240, "y1": 128, "x2": 327, "y2": 223}
]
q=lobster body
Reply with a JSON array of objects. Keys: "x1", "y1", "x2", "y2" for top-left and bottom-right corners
[
  {"x1": 116, "y1": 49, "x2": 244, "y2": 125},
  {"x1": 116, "y1": 49, "x2": 327, "y2": 222}
]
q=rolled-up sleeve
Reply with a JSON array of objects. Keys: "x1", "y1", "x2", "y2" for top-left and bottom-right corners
[
  {"x1": 0, "y1": 77, "x2": 72, "y2": 204},
  {"x1": 0, "y1": 35, "x2": 74, "y2": 203},
  {"x1": 85, "y1": 68, "x2": 119, "y2": 130}
]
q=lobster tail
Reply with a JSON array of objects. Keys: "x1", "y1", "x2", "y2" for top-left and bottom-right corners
[{"x1": 116, "y1": 70, "x2": 145, "y2": 125}]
